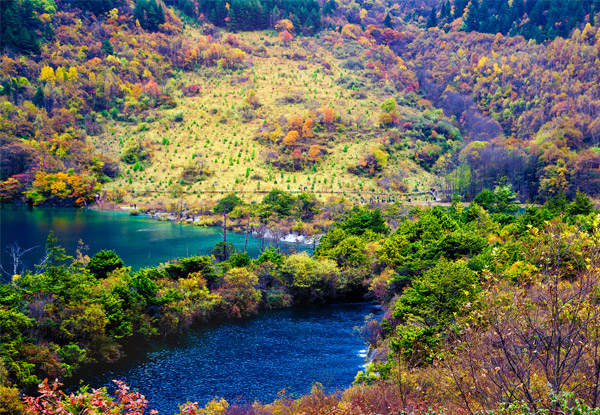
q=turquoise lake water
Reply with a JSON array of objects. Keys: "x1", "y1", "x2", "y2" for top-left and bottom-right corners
[{"x1": 0, "y1": 206, "x2": 304, "y2": 279}]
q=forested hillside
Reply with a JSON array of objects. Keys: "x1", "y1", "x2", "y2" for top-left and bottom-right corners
[{"x1": 0, "y1": 0, "x2": 598, "y2": 205}]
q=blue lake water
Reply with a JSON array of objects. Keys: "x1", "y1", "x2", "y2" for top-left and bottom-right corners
[{"x1": 71, "y1": 303, "x2": 381, "y2": 414}]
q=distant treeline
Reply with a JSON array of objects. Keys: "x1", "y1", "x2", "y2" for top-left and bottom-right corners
[
  {"x1": 193, "y1": 0, "x2": 323, "y2": 32},
  {"x1": 430, "y1": 0, "x2": 600, "y2": 42}
]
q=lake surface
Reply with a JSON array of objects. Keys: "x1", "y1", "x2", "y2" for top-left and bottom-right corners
[
  {"x1": 2, "y1": 207, "x2": 377, "y2": 414},
  {"x1": 71, "y1": 303, "x2": 381, "y2": 414},
  {"x1": 0, "y1": 207, "x2": 305, "y2": 280}
]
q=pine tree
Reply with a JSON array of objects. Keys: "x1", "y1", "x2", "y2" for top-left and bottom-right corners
[
  {"x1": 511, "y1": 0, "x2": 525, "y2": 21},
  {"x1": 147, "y1": 0, "x2": 165, "y2": 31},
  {"x1": 426, "y1": 7, "x2": 438, "y2": 28},
  {"x1": 33, "y1": 86, "x2": 45, "y2": 108},
  {"x1": 292, "y1": 15, "x2": 302, "y2": 32},
  {"x1": 304, "y1": 14, "x2": 314, "y2": 32},
  {"x1": 440, "y1": 1, "x2": 451, "y2": 21},
  {"x1": 134, "y1": 0, "x2": 165, "y2": 32},
  {"x1": 383, "y1": 12, "x2": 393, "y2": 28},
  {"x1": 310, "y1": 8, "x2": 322, "y2": 30},
  {"x1": 323, "y1": 0, "x2": 336, "y2": 16},
  {"x1": 497, "y1": 0, "x2": 511, "y2": 34},
  {"x1": 227, "y1": 7, "x2": 239, "y2": 31},
  {"x1": 478, "y1": 0, "x2": 490, "y2": 32},
  {"x1": 101, "y1": 39, "x2": 114, "y2": 55},
  {"x1": 454, "y1": 0, "x2": 469, "y2": 20},
  {"x1": 134, "y1": 0, "x2": 147, "y2": 26},
  {"x1": 464, "y1": 0, "x2": 479, "y2": 31},
  {"x1": 1, "y1": 0, "x2": 40, "y2": 54}
]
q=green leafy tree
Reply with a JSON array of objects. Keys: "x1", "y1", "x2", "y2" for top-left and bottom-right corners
[
  {"x1": 392, "y1": 258, "x2": 480, "y2": 362},
  {"x1": 256, "y1": 247, "x2": 284, "y2": 267},
  {"x1": 338, "y1": 206, "x2": 388, "y2": 236},
  {"x1": 86, "y1": 250, "x2": 124, "y2": 279},
  {"x1": 228, "y1": 252, "x2": 251, "y2": 268},
  {"x1": 214, "y1": 193, "x2": 243, "y2": 214},
  {"x1": 567, "y1": 190, "x2": 595, "y2": 216},
  {"x1": 472, "y1": 188, "x2": 495, "y2": 211},
  {"x1": 281, "y1": 253, "x2": 341, "y2": 301},
  {"x1": 32, "y1": 85, "x2": 44, "y2": 108},
  {"x1": 295, "y1": 192, "x2": 320, "y2": 220},
  {"x1": 163, "y1": 255, "x2": 216, "y2": 282},
  {"x1": 262, "y1": 189, "x2": 295, "y2": 217},
  {"x1": 211, "y1": 241, "x2": 236, "y2": 261}
]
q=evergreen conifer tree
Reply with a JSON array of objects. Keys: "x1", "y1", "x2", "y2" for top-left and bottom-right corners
[
  {"x1": 33, "y1": 86, "x2": 45, "y2": 109},
  {"x1": 478, "y1": 0, "x2": 490, "y2": 32},
  {"x1": 464, "y1": 0, "x2": 479, "y2": 31},
  {"x1": 440, "y1": 1, "x2": 451, "y2": 21},
  {"x1": 101, "y1": 39, "x2": 114, "y2": 55},
  {"x1": 454, "y1": 0, "x2": 469, "y2": 20},
  {"x1": 383, "y1": 12, "x2": 393, "y2": 28},
  {"x1": 226, "y1": 6, "x2": 239, "y2": 31},
  {"x1": 304, "y1": 14, "x2": 314, "y2": 32},
  {"x1": 426, "y1": 7, "x2": 438, "y2": 28}
]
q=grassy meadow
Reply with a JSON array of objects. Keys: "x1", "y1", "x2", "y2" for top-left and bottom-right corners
[{"x1": 97, "y1": 30, "x2": 435, "y2": 207}]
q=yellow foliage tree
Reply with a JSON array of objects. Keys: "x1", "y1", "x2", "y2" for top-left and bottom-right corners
[
  {"x1": 55, "y1": 67, "x2": 67, "y2": 82},
  {"x1": 107, "y1": 8, "x2": 119, "y2": 20},
  {"x1": 477, "y1": 56, "x2": 488, "y2": 68},
  {"x1": 275, "y1": 19, "x2": 294, "y2": 32},
  {"x1": 68, "y1": 67, "x2": 78, "y2": 81},
  {"x1": 341, "y1": 24, "x2": 362, "y2": 39},
  {"x1": 371, "y1": 147, "x2": 389, "y2": 167},
  {"x1": 39, "y1": 65, "x2": 56, "y2": 83},
  {"x1": 270, "y1": 125, "x2": 283, "y2": 143}
]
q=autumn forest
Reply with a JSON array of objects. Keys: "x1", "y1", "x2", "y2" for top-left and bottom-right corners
[{"x1": 1, "y1": 0, "x2": 600, "y2": 413}]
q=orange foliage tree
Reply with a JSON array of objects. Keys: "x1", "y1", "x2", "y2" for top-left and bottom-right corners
[
  {"x1": 322, "y1": 108, "x2": 335, "y2": 124},
  {"x1": 283, "y1": 130, "x2": 299, "y2": 146},
  {"x1": 278, "y1": 30, "x2": 292, "y2": 46},
  {"x1": 288, "y1": 115, "x2": 303, "y2": 132},
  {"x1": 302, "y1": 118, "x2": 315, "y2": 138},
  {"x1": 308, "y1": 145, "x2": 321, "y2": 161}
]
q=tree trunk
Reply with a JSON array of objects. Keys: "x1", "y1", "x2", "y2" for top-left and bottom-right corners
[
  {"x1": 223, "y1": 209, "x2": 227, "y2": 260},
  {"x1": 244, "y1": 214, "x2": 250, "y2": 254}
]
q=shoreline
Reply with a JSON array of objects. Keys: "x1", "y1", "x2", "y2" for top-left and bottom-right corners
[{"x1": 92, "y1": 203, "x2": 321, "y2": 247}]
